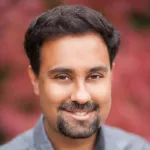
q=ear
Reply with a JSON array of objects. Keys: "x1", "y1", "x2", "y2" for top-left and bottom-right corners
[
  {"x1": 112, "y1": 62, "x2": 115, "y2": 69},
  {"x1": 111, "y1": 62, "x2": 116, "y2": 81},
  {"x1": 28, "y1": 65, "x2": 39, "y2": 95}
]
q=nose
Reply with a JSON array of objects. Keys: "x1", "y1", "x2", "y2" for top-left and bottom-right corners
[{"x1": 71, "y1": 82, "x2": 91, "y2": 104}]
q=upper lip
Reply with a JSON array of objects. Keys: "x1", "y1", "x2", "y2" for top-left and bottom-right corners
[{"x1": 62, "y1": 109, "x2": 93, "y2": 113}]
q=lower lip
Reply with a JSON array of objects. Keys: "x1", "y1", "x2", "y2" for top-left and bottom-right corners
[{"x1": 62, "y1": 110, "x2": 94, "y2": 121}]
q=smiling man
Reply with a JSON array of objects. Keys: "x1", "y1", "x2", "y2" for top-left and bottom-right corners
[{"x1": 1, "y1": 4, "x2": 150, "y2": 150}]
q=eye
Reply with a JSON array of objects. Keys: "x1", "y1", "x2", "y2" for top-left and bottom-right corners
[
  {"x1": 87, "y1": 73, "x2": 103, "y2": 80},
  {"x1": 54, "y1": 74, "x2": 71, "y2": 81}
]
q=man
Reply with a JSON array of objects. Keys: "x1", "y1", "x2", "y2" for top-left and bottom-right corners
[{"x1": 1, "y1": 4, "x2": 150, "y2": 150}]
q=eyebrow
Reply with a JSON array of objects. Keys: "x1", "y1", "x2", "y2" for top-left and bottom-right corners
[
  {"x1": 48, "y1": 66, "x2": 108, "y2": 75},
  {"x1": 89, "y1": 66, "x2": 108, "y2": 73},
  {"x1": 48, "y1": 67, "x2": 73, "y2": 74}
]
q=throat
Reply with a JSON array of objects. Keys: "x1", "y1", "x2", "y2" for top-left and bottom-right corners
[{"x1": 51, "y1": 135, "x2": 96, "y2": 150}]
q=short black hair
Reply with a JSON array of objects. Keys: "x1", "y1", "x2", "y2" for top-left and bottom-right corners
[{"x1": 24, "y1": 5, "x2": 120, "y2": 75}]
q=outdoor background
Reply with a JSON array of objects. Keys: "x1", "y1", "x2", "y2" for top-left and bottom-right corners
[{"x1": 0, "y1": 0, "x2": 150, "y2": 144}]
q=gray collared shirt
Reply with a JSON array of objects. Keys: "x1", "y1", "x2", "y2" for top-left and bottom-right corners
[{"x1": 0, "y1": 116, "x2": 150, "y2": 150}]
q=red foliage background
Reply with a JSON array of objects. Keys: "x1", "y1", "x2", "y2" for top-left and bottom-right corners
[{"x1": 0, "y1": 0, "x2": 150, "y2": 144}]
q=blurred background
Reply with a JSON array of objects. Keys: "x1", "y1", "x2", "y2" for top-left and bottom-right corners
[{"x1": 0, "y1": 0, "x2": 150, "y2": 144}]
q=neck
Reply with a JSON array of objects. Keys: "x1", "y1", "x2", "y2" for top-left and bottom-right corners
[{"x1": 44, "y1": 120, "x2": 97, "y2": 150}]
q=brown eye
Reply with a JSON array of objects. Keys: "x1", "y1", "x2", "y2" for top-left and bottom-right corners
[
  {"x1": 87, "y1": 74, "x2": 103, "y2": 80},
  {"x1": 55, "y1": 74, "x2": 70, "y2": 80}
]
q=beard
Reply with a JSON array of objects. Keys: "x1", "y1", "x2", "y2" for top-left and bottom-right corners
[
  {"x1": 57, "y1": 115, "x2": 100, "y2": 139},
  {"x1": 57, "y1": 101, "x2": 100, "y2": 139}
]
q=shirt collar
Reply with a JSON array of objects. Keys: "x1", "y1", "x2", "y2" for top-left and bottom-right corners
[
  {"x1": 33, "y1": 115, "x2": 54, "y2": 150},
  {"x1": 94, "y1": 126, "x2": 105, "y2": 150}
]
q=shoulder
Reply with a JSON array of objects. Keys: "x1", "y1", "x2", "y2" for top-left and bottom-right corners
[
  {"x1": 0, "y1": 129, "x2": 35, "y2": 150},
  {"x1": 102, "y1": 125, "x2": 150, "y2": 150}
]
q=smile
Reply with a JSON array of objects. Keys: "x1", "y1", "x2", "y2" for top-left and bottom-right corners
[
  {"x1": 73, "y1": 112, "x2": 88, "y2": 116},
  {"x1": 61, "y1": 110, "x2": 95, "y2": 121}
]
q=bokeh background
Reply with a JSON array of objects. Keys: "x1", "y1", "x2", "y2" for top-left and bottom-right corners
[{"x1": 0, "y1": 0, "x2": 150, "y2": 144}]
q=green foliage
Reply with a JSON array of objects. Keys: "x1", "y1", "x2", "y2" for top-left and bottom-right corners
[
  {"x1": 0, "y1": 66, "x2": 11, "y2": 99},
  {"x1": 44, "y1": 0, "x2": 65, "y2": 9},
  {"x1": 0, "y1": 128, "x2": 6, "y2": 144},
  {"x1": 17, "y1": 99, "x2": 38, "y2": 114},
  {"x1": 0, "y1": 66, "x2": 10, "y2": 83},
  {"x1": 129, "y1": 11, "x2": 150, "y2": 29}
]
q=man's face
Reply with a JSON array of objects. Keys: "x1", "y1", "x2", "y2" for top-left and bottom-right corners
[{"x1": 29, "y1": 33, "x2": 112, "y2": 139}]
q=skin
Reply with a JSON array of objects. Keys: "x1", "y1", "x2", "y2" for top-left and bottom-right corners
[{"x1": 28, "y1": 32, "x2": 112, "y2": 150}]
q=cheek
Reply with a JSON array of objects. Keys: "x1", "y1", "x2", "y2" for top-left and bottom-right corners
[
  {"x1": 89, "y1": 80, "x2": 111, "y2": 103},
  {"x1": 38, "y1": 80, "x2": 73, "y2": 128},
  {"x1": 39, "y1": 80, "x2": 72, "y2": 107},
  {"x1": 89, "y1": 80, "x2": 111, "y2": 122}
]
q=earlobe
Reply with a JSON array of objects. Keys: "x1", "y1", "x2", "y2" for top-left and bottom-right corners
[
  {"x1": 27, "y1": 65, "x2": 39, "y2": 95},
  {"x1": 111, "y1": 62, "x2": 116, "y2": 81},
  {"x1": 112, "y1": 62, "x2": 115, "y2": 69}
]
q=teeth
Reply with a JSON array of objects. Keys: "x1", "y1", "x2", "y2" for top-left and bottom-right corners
[{"x1": 75, "y1": 112, "x2": 87, "y2": 116}]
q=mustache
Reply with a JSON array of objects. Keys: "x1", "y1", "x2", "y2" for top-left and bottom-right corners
[{"x1": 58, "y1": 101, "x2": 99, "y2": 111}]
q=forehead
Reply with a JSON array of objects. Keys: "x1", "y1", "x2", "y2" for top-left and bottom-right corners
[{"x1": 40, "y1": 33, "x2": 110, "y2": 72}]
